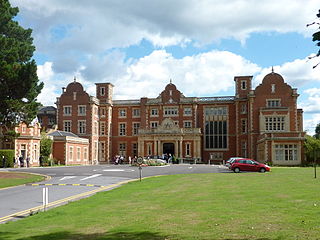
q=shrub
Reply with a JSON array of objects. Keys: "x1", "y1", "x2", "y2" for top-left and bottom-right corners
[{"x1": 0, "y1": 149, "x2": 15, "y2": 168}]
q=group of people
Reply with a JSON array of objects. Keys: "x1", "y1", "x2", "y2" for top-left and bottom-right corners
[
  {"x1": 1, "y1": 155, "x2": 30, "y2": 168},
  {"x1": 113, "y1": 155, "x2": 138, "y2": 165}
]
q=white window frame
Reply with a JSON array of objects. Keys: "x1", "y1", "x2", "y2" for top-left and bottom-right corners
[
  {"x1": 63, "y1": 120, "x2": 72, "y2": 132},
  {"x1": 63, "y1": 106, "x2": 72, "y2": 116},
  {"x1": 184, "y1": 121, "x2": 192, "y2": 128},
  {"x1": 267, "y1": 99, "x2": 281, "y2": 108},
  {"x1": 77, "y1": 147, "x2": 81, "y2": 161},
  {"x1": 119, "y1": 109, "x2": 126, "y2": 118},
  {"x1": 132, "y1": 122, "x2": 140, "y2": 135},
  {"x1": 163, "y1": 107, "x2": 178, "y2": 116},
  {"x1": 132, "y1": 108, "x2": 140, "y2": 118},
  {"x1": 78, "y1": 105, "x2": 86, "y2": 116},
  {"x1": 265, "y1": 116, "x2": 285, "y2": 132},
  {"x1": 275, "y1": 144, "x2": 298, "y2": 161},
  {"x1": 100, "y1": 122, "x2": 105, "y2": 136},
  {"x1": 78, "y1": 120, "x2": 86, "y2": 134},
  {"x1": 183, "y1": 107, "x2": 192, "y2": 116},
  {"x1": 119, "y1": 123, "x2": 126, "y2": 136},
  {"x1": 150, "y1": 108, "x2": 158, "y2": 117},
  {"x1": 69, "y1": 146, "x2": 73, "y2": 161},
  {"x1": 150, "y1": 121, "x2": 158, "y2": 129},
  {"x1": 185, "y1": 142, "x2": 191, "y2": 157}
]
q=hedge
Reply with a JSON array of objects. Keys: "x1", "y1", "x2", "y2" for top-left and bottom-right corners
[{"x1": 0, "y1": 149, "x2": 15, "y2": 168}]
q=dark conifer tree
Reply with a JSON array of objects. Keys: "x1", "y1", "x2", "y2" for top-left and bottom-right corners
[{"x1": 0, "y1": 0, "x2": 43, "y2": 127}]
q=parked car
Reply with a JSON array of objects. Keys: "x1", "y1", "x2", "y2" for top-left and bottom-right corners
[
  {"x1": 225, "y1": 157, "x2": 244, "y2": 168},
  {"x1": 230, "y1": 159, "x2": 271, "y2": 173}
]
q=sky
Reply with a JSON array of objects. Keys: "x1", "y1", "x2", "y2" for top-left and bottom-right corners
[{"x1": 10, "y1": 0, "x2": 320, "y2": 135}]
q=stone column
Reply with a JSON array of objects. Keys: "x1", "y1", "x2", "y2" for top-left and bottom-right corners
[
  {"x1": 158, "y1": 140, "x2": 161, "y2": 156},
  {"x1": 179, "y1": 139, "x2": 183, "y2": 158},
  {"x1": 175, "y1": 140, "x2": 178, "y2": 157},
  {"x1": 154, "y1": 139, "x2": 157, "y2": 156}
]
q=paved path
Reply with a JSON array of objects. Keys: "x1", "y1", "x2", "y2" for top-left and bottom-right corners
[{"x1": 0, "y1": 164, "x2": 228, "y2": 223}]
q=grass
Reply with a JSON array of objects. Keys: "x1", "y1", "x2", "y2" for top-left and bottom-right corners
[
  {"x1": 0, "y1": 167, "x2": 319, "y2": 239},
  {"x1": 0, "y1": 172, "x2": 45, "y2": 189}
]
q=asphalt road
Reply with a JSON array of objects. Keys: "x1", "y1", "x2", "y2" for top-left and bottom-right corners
[{"x1": 0, "y1": 164, "x2": 229, "y2": 223}]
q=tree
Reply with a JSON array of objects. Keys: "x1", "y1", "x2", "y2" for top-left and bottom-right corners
[
  {"x1": 314, "y1": 123, "x2": 320, "y2": 139},
  {"x1": 0, "y1": 0, "x2": 43, "y2": 128},
  {"x1": 304, "y1": 135, "x2": 320, "y2": 164},
  {"x1": 307, "y1": 9, "x2": 320, "y2": 68}
]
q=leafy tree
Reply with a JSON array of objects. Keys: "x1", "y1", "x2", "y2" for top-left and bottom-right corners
[
  {"x1": 0, "y1": 0, "x2": 43, "y2": 128},
  {"x1": 40, "y1": 132, "x2": 52, "y2": 159},
  {"x1": 304, "y1": 135, "x2": 320, "y2": 164},
  {"x1": 307, "y1": 9, "x2": 320, "y2": 68},
  {"x1": 314, "y1": 123, "x2": 320, "y2": 139}
]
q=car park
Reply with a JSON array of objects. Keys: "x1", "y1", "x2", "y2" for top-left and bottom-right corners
[{"x1": 230, "y1": 158, "x2": 271, "y2": 173}]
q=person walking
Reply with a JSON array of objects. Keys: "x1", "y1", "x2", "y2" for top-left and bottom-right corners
[{"x1": 2, "y1": 156, "x2": 6, "y2": 168}]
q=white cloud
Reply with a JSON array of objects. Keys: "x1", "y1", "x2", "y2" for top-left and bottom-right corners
[{"x1": 11, "y1": 0, "x2": 319, "y2": 68}]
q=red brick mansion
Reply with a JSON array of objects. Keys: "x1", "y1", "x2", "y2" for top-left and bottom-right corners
[{"x1": 53, "y1": 71, "x2": 305, "y2": 165}]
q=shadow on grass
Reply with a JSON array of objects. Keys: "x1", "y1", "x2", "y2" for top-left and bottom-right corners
[{"x1": 0, "y1": 231, "x2": 172, "y2": 240}]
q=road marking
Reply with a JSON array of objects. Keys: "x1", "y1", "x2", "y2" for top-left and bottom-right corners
[
  {"x1": 103, "y1": 169, "x2": 134, "y2": 172},
  {"x1": 188, "y1": 167, "x2": 193, "y2": 169},
  {"x1": 59, "y1": 176, "x2": 76, "y2": 181},
  {"x1": 80, "y1": 174, "x2": 102, "y2": 181},
  {"x1": 27, "y1": 183, "x2": 103, "y2": 188}
]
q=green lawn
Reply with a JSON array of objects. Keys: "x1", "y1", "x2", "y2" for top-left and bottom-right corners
[
  {"x1": 0, "y1": 172, "x2": 45, "y2": 189},
  {"x1": 0, "y1": 168, "x2": 319, "y2": 240}
]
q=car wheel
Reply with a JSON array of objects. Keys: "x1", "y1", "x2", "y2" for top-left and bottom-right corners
[
  {"x1": 260, "y1": 168, "x2": 266, "y2": 173},
  {"x1": 234, "y1": 167, "x2": 240, "y2": 173}
]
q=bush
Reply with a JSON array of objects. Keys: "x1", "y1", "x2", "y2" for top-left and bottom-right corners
[{"x1": 0, "y1": 149, "x2": 15, "y2": 168}]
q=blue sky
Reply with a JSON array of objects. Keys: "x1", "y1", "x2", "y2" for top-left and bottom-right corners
[{"x1": 10, "y1": 0, "x2": 320, "y2": 134}]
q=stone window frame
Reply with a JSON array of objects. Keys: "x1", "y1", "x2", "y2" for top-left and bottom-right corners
[
  {"x1": 183, "y1": 107, "x2": 192, "y2": 116},
  {"x1": 119, "y1": 123, "x2": 126, "y2": 136},
  {"x1": 63, "y1": 105, "x2": 72, "y2": 116},
  {"x1": 63, "y1": 120, "x2": 72, "y2": 132},
  {"x1": 183, "y1": 121, "x2": 192, "y2": 128},
  {"x1": 119, "y1": 108, "x2": 127, "y2": 118},
  {"x1": 266, "y1": 99, "x2": 281, "y2": 108},
  {"x1": 132, "y1": 108, "x2": 140, "y2": 118},
  {"x1": 132, "y1": 122, "x2": 140, "y2": 135},
  {"x1": 78, "y1": 105, "x2": 86, "y2": 116},
  {"x1": 150, "y1": 108, "x2": 159, "y2": 117},
  {"x1": 100, "y1": 122, "x2": 105, "y2": 136},
  {"x1": 185, "y1": 142, "x2": 191, "y2": 157},
  {"x1": 78, "y1": 120, "x2": 86, "y2": 134},
  {"x1": 77, "y1": 147, "x2": 81, "y2": 161},
  {"x1": 150, "y1": 121, "x2": 159, "y2": 129},
  {"x1": 163, "y1": 107, "x2": 179, "y2": 116}
]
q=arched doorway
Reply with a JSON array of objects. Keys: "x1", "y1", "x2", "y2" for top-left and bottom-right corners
[{"x1": 163, "y1": 143, "x2": 174, "y2": 155}]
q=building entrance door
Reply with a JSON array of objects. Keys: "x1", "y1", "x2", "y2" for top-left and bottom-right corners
[{"x1": 163, "y1": 143, "x2": 174, "y2": 156}]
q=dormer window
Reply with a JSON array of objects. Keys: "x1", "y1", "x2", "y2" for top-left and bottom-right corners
[{"x1": 241, "y1": 80, "x2": 246, "y2": 90}]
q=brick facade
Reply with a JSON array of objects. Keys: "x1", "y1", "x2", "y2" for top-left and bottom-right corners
[{"x1": 56, "y1": 71, "x2": 305, "y2": 165}]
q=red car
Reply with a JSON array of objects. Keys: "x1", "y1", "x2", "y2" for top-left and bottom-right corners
[{"x1": 231, "y1": 159, "x2": 271, "y2": 173}]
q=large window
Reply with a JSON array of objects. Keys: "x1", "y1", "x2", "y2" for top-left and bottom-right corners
[
  {"x1": 78, "y1": 105, "x2": 86, "y2": 116},
  {"x1": 275, "y1": 144, "x2": 298, "y2": 161},
  {"x1": 64, "y1": 121, "x2": 71, "y2": 132},
  {"x1": 150, "y1": 108, "x2": 158, "y2": 116},
  {"x1": 205, "y1": 107, "x2": 228, "y2": 149},
  {"x1": 132, "y1": 122, "x2": 140, "y2": 135},
  {"x1": 132, "y1": 108, "x2": 140, "y2": 117},
  {"x1": 63, "y1": 106, "x2": 72, "y2": 116},
  {"x1": 267, "y1": 99, "x2": 280, "y2": 108},
  {"x1": 265, "y1": 116, "x2": 285, "y2": 131},
  {"x1": 132, "y1": 143, "x2": 138, "y2": 157},
  {"x1": 78, "y1": 120, "x2": 86, "y2": 134},
  {"x1": 183, "y1": 107, "x2": 192, "y2": 116},
  {"x1": 119, "y1": 123, "x2": 126, "y2": 136},
  {"x1": 119, "y1": 109, "x2": 126, "y2": 118},
  {"x1": 164, "y1": 107, "x2": 178, "y2": 116},
  {"x1": 119, "y1": 143, "x2": 126, "y2": 156}
]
